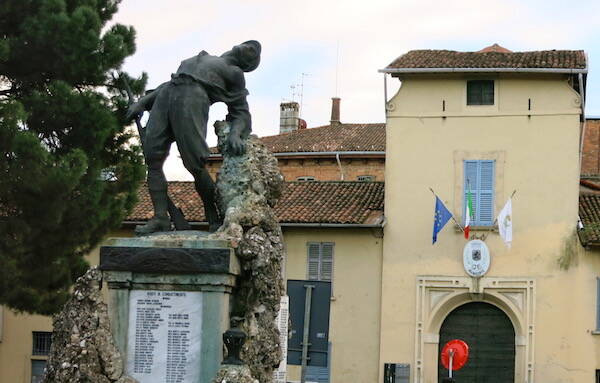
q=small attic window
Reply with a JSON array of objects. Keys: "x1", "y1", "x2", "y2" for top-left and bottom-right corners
[
  {"x1": 297, "y1": 176, "x2": 316, "y2": 182},
  {"x1": 467, "y1": 80, "x2": 494, "y2": 105}
]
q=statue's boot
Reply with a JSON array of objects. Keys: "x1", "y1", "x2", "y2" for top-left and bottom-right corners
[
  {"x1": 135, "y1": 215, "x2": 171, "y2": 236},
  {"x1": 135, "y1": 188, "x2": 171, "y2": 235}
]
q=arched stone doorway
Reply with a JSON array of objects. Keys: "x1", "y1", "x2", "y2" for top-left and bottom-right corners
[
  {"x1": 437, "y1": 302, "x2": 515, "y2": 383},
  {"x1": 415, "y1": 277, "x2": 534, "y2": 382}
]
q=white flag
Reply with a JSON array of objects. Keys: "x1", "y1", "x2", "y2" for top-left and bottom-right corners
[{"x1": 497, "y1": 198, "x2": 512, "y2": 248}]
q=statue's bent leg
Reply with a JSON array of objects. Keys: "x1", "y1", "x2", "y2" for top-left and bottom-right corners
[
  {"x1": 170, "y1": 82, "x2": 222, "y2": 232},
  {"x1": 136, "y1": 89, "x2": 173, "y2": 235}
]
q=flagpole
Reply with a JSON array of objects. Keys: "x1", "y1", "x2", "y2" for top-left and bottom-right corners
[{"x1": 429, "y1": 187, "x2": 465, "y2": 233}]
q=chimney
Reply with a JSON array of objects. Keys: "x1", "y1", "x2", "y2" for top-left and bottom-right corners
[
  {"x1": 280, "y1": 102, "x2": 299, "y2": 134},
  {"x1": 330, "y1": 97, "x2": 341, "y2": 125}
]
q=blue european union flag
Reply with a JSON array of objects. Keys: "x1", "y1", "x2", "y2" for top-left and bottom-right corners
[{"x1": 433, "y1": 196, "x2": 453, "y2": 244}]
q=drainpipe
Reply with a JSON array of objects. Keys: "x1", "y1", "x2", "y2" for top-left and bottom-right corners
[
  {"x1": 335, "y1": 152, "x2": 345, "y2": 181},
  {"x1": 578, "y1": 73, "x2": 587, "y2": 172},
  {"x1": 383, "y1": 73, "x2": 388, "y2": 114}
]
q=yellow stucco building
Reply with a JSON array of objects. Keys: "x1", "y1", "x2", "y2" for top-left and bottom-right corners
[{"x1": 379, "y1": 45, "x2": 596, "y2": 383}]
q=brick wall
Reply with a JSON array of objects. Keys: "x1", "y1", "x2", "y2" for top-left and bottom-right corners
[
  {"x1": 278, "y1": 158, "x2": 385, "y2": 181},
  {"x1": 582, "y1": 119, "x2": 600, "y2": 175},
  {"x1": 206, "y1": 157, "x2": 386, "y2": 182}
]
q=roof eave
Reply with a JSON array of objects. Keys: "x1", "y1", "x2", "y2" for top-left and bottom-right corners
[
  {"x1": 122, "y1": 220, "x2": 383, "y2": 228},
  {"x1": 208, "y1": 151, "x2": 386, "y2": 160},
  {"x1": 378, "y1": 67, "x2": 589, "y2": 74}
]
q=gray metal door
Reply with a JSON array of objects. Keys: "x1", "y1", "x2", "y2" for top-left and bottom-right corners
[
  {"x1": 287, "y1": 280, "x2": 331, "y2": 379},
  {"x1": 437, "y1": 302, "x2": 515, "y2": 383}
]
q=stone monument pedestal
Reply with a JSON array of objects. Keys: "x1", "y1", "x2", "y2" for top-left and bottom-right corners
[{"x1": 99, "y1": 233, "x2": 239, "y2": 383}]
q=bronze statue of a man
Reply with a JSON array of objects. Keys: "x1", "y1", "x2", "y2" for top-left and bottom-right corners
[{"x1": 127, "y1": 40, "x2": 261, "y2": 234}]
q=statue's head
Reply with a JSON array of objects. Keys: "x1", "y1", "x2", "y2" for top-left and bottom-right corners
[{"x1": 232, "y1": 40, "x2": 261, "y2": 72}]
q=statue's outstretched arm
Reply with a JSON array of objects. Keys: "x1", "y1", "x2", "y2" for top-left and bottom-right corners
[
  {"x1": 225, "y1": 97, "x2": 251, "y2": 155},
  {"x1": 125, "y1": 82, "x2": 168, "y2": 121},
  {"x1": 222, "y1": 68, "x2": 251, "y2": 154}
]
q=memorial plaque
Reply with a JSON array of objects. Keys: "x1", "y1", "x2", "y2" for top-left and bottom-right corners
[
  {"x1": 127, "y1": 290, "x2": 203, "y2": 383},
  {"x1": 273, "y1": 296, "x2": 289, "y2": 383}
]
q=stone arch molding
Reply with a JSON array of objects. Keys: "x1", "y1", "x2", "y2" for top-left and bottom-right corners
[{"x1": 414, "y1": 276, "x2": 535, "y2": 383}]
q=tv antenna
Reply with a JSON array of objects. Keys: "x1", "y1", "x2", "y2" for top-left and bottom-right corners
[
  {"x1": 335, "y1": 40, "x2": 340, "y2": 97},
  {"x1": 287, "y1": 73, "x2": 311, "y2": 117},
  {"x1": 299, "y1": 72, "x2": 310, "y2": 117}
]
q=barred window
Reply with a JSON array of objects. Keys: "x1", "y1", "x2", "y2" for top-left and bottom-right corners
[
  {"x1": 297, "y1": 176, "x2": 316, "y2": 182},
  {"x1": 32, "y1": 332, "x2": 52, "y2": 356},
  {"x1": 357, "y1": 175, "x2": 374, "y2": 182}
]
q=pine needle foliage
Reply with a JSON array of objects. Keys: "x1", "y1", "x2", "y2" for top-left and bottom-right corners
[{"x1": 0, "y1": 0, "x2": 146, "y2": 314}]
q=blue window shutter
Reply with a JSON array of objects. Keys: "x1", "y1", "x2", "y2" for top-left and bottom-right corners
[
  {"x1": 478, "y1": 160, "x2": 495, "y2": 225},
  {"x1": 464, "y1": 160, "x2": 495, "y2": 226}
]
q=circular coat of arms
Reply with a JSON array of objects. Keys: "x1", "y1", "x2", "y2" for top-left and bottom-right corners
[{"x1": 463, "y1": 239, "x2": 491, "y2": 277}]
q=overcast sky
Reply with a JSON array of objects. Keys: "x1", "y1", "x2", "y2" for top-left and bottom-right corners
[{"x1": 113, "y1": 0, "x2": 600, "y2": 180}]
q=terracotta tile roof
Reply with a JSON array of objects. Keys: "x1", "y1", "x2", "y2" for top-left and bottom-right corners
[
  {"x1": 386, "y1": 49, "x2": 586, "y2": 70},
  {"x1": 128, "y1": 181, "x2": 206, "y2": 223},
  {"x1": 275, "y1": 181, "x2": 384, "y2": 224},
  {"x1": 126, "y1": 181, "x2": 385, "y2": 226},
  {"x1": 478, "y1": 44, "x2": 512, "y2": 53},
  {"x1": 579, "y1": 179, "x2": 600, "y2": 244},
  {"x1": 580, "y1": 194, "x2": 600, "y2": 244},
  {"x1": 210, "y1": 123, "x2": 386, "y2": 155}
]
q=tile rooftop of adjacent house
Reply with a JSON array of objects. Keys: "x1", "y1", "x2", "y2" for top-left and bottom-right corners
[
  {"x1": 385, "y1": 44, "x2": 586, "y2": 70},
  {"x1": 210, "y1": 123, "x2": 386, "y2": 155},
  {"x1": 126, "y1": 181, "x2": 385, "y2": 225},
  {"x1": 579, "y1": 180, "x2": 600, "y2": 245}
]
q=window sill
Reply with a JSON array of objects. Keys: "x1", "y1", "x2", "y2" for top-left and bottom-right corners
[
  {"x1": 454, "y1": 223, "x2": 498, "y2": 233},
  {"x1": 591, "y1": 330, "x2": 600, "y2": 335}
]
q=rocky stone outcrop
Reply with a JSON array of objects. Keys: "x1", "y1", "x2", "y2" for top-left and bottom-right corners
[
  {"x1": 42, "y1": 267, "x2": 137, "y2": 383},
  {"x1": 213, "y1": 364, "x2": 259, "y2": 383},
  {"x1": 210, "y1": 121, "x2": 285, "y2": 383}
]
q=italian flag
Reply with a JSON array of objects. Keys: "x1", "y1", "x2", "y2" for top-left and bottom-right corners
[{"x1": 465, "y1": 183, "x2": 474, "y2": 239}]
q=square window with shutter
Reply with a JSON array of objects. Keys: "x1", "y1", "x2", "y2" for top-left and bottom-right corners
[
  {"x1": 307, "y1": 242, "x2": 334, "y2": 282},
  {"x1": 467, "y1": 80, "x2": 494, "y2": 105},
  {"x1": 464, "y1": 160, "x2": 495, "y2": 226}
]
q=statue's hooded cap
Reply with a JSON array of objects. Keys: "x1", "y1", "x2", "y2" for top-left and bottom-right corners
[{"x1": 237, "y1": 40, "x2": 261, "y2": 72}]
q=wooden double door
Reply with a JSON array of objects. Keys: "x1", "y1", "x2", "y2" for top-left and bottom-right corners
[{"x1": 438, "y1": 302, "x2": 515, "y2": 383}]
